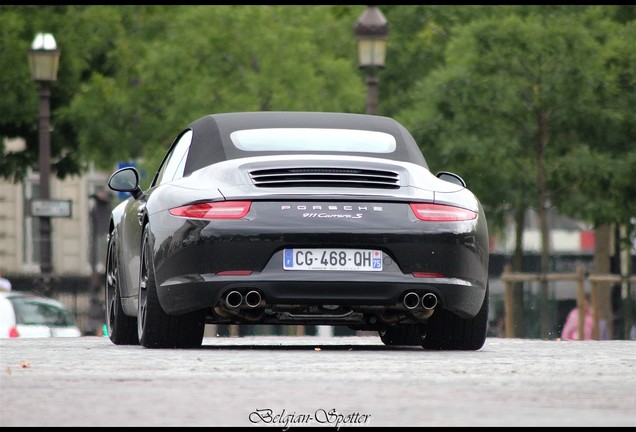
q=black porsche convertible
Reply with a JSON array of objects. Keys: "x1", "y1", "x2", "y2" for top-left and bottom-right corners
[{"x1": 106, "y1": 111, "x2": 489, "y2": 349}]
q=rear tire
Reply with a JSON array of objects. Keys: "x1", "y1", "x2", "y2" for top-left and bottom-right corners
[
  {"x1": 378, "y1": 325, "x2": 423, "y2": 346},
  {"x1": 105, "y1": 229, "x2": 139, "y2": 345},
  {"x1": 137, "y1": 225, "x2": 205, "y2": 349},
  {"x1": 422, "y1": 285, "x2": 489, "y2": 351}
]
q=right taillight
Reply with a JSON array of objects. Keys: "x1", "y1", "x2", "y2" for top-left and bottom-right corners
[{"x1": 410, "y1": 203, "x2": 477, "y2": 222}]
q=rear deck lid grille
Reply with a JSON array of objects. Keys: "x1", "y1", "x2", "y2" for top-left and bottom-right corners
[{"x1": 249, "y1": 167, "x2": 400, "y2": 189}]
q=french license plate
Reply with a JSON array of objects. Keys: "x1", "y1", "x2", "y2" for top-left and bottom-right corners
[{"x1": 283, "y1": 248, "x2": 383, "y2": 271}]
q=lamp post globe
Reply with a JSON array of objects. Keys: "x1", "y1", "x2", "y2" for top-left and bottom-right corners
[{"x1": 354, "y1": 6, "x2": 389, "y2": 115}]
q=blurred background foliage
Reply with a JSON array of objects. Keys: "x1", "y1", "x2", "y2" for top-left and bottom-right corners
[{"x1": 1, "y1": 5, "x2": 634, "y2": 237}]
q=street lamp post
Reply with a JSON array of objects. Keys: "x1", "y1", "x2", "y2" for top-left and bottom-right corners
[
  {"x1": 354, "y1": 6, "x2": 389, "y2": 115},
  {"x1": 29, "y1": 33, "x2": 60, "y2": 296}
]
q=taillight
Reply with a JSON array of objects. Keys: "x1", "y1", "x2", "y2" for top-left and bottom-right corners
[
  {"x1": 409, "y1": 203, "x2": 477, "y2": 221},
  {"x1": 9, "y1": 326, "x2": 19, "y2": 338},
  {"x1": 169, "y1": 201, "x2": 251, "y2": 219}
]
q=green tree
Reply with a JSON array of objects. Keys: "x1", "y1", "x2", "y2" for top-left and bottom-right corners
[
  {"x1": 400, "y1": 6, "x2": 630, "y2": 339},
  {"x1": 379, "y1": 5, "x2": 514, "y2": 119},
  {"x1": 549, "y1": 17, "x2": 636, "y2": 337},
  {"x1": 1, "y1": 6, "x2": 365, "y2": 183}
]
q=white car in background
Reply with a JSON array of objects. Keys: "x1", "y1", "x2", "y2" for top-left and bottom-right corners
[{"x1": 0, "y1": 291, "x2": 81, "y2": 338}]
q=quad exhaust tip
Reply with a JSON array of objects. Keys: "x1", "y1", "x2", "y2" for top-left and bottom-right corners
[
  {"x1": 225, "y1": 290, "x2": 263, "y2": 308},
  {"x1": 403, "y1": 291, "x2": 438, "y2": 310},
  {"x1": 422, "y1": 292, "x2": 438, "y2": 310},
  {"x1": 225, "y1": 291, "x2": 243, "y2": 308},
  {"x1": 403, "y1": 292, "x2": 420, "y2": 310},
  {"x1": 245, "y1": 290, "x2": 262, "y2": 308}
]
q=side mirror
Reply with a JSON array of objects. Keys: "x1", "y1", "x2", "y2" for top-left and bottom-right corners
[
  {"x1": 108, "y1": 167, "x2": 143, "y2": 199},
  {"x1": 436, "y1": 171, "x2": 466, "y2": 188}
]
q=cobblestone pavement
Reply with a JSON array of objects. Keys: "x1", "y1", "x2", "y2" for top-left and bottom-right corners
[{"x1": 1, "y1": 336, "x2": 635, "y2": 427}]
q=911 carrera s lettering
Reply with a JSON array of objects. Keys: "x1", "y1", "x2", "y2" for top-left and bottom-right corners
[
  {"x1": 281, "y1": 205, "x2": 383, "y2": 212},
  {"x1": 302, "y1": 213, "x2": 363, "y2": 219}
]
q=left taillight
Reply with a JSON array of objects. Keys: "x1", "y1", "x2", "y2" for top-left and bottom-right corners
[
  {"x1": 169, "y1": 201, "x2": 251, "y2": 219},
  {"x1": 410, "y1": 203, "x2": 477, "y2": 221},
  {"x1": 8, "y1": 326, "x2": 19, "y2": 338}
]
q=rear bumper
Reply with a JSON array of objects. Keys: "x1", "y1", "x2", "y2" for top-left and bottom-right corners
[{"x1": 157, "y1": 270, "x2": 486, "y2": 319}]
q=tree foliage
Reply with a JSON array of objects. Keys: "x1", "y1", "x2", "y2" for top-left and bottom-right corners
[
  {"x1": 1, "y1": 5, "x2": 633, "y2": 236},
  {"x1": 397, "y1": 6, "x2": 634, "y2": 234},
  {"x1": 548, "y1": 18, "x2": 636, "y2": 230},
  {"x1": 394, "y1": 6, "x2": 634, "y2": 338},
  {"x1": 0, "y1": 5, "x2": 366, "y2": 181}
]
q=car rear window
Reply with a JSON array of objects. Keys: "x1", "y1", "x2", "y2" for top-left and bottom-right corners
[
  {"x1": 10, "y1": 297, "x2": 77, "y2": 327},
  {"x1": 230, "y1": 128, "x2": 397, "y2": 153}
]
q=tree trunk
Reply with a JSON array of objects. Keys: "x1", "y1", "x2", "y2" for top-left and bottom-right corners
[
  {"x1": 592, "y1": 224, "x2": 613, "y2": 339},
  {"x1": 536, "y1": 111, "x2": 552, "y2": 339},
  {"x1": 512, "y1": 203, "x2": 526, "y2": 338},
  {"x1": 619, "y1": 224, "x2": 633, "y2": 339}
]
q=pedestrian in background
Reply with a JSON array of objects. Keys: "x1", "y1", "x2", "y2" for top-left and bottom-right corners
[{"x1": 561, "y1": 294, "x2": 608, "y2": 340}]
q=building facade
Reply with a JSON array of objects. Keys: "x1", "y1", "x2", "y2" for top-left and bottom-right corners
[{"x1": 0, "y1": 163, "x2": 111, "y2": 277}]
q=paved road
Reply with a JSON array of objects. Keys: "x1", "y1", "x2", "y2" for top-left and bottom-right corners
[{"x1": 1, "y1": 336, "x2": 635, "y2": 427}]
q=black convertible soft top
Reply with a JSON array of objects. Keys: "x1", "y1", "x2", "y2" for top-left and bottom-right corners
[{"x1": 182, "y1": 112, "x2": 428, "y2": 176}]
